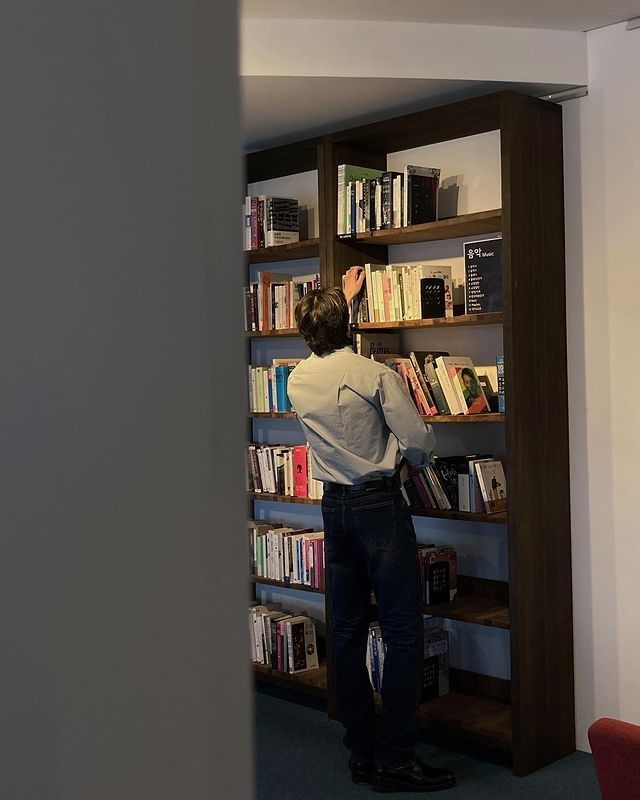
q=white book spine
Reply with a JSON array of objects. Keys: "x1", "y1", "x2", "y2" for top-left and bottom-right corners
[{"x1": 435, "y1": 360, "x2": 462, "y2": 414}]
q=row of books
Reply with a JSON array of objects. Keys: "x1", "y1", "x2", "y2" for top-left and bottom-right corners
[
  {"x1": 247, "y1": 444, "x2": 324, "y2": 500},
  {"x1": 337, "y1": 164, "x2": 440, "y2": 236},
  {"x1": 244, "y1": 271, "x2": 320, "y2": 333},
  {"x1": 243, "y1": 195, "x2": 300, "y2": 250},
  {"x1": 384, "y1": 349, "x2": 493, "y2": 416},
  {"x1": 249, "y1": 604, "x2": 320, "y2": 674},
  {"x1": 248, "y1": 360, "x2": 301, "y2": 413},
  {"x1": 249, "y1": 521, "x2": 325, "y2": 590},
  {"x1": 366, "y1": 618, "x2": 449, "y2": 700},
  {"x1": 354, "y1": 263, "x2": 455, "y2": 323},
  {"x1": 400, "y1": 456, "x2": 507, "y2": 515}
]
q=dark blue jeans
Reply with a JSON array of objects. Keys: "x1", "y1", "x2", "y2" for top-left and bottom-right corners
[{"x1": 321, "y1": 483, "x2": 423, "y2": 766}]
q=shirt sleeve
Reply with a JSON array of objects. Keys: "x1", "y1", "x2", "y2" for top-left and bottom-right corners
[{"x1": 376, "y1": 368, "x2": 435, "y2": 467}]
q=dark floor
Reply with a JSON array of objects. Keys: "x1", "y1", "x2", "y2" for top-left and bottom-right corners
[{"x1": 255, "y1": 691, "x2": 600, "y2": 800}]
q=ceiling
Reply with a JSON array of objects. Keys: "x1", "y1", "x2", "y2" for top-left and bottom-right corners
[
  {"x1": 243, "y1": 76, "x2": 575, "y2": 150},
  {"x1": 241, "y1": 0, "x2": 640, "y2": 32}
]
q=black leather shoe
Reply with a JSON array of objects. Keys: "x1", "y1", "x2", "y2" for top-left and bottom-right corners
[
  {"x1": 348, "y1": 754, "x2": 374, "y2": 784},
  {"x1": 372, "y1": 756, "x2": 456, "y2": 793}
]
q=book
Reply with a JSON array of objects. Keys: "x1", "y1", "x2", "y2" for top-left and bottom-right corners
[
  {"x1": 337, "y1": 165, "x2": 383, "y2": 236},
  {"x1": 355, "y1": 332, "x2": 400, "y2": 359},
  {"x1": 287, "y1": 616, "x2": 319, "y2": 673},
  {"x1": 422, "y1": 620, "x2": 449, "y2": 700},
  {"x1": 403, "y1": 165, "x2": 440, "y2": 226},
  {"x1": 474, "y1": 459, "x2": 507, "y2": 514},
  {"x1": 381, "y1": 171, "x2": 402, "y2": 229},
  {"x1": 265, "y1": 197, "x2": 299, "y2": 247},
  {"x1": 420, "y1": 277, "x2": 446, "y2": 319},
  {"x1": 437, "y1": 356, "x2": 490, "y2": 415},
  {"x1": 464, "y1": 237, "x2": 502, "y2": 313},
  {"x1": 497, "y1": 355, "x2": 505, "y2": 413}
]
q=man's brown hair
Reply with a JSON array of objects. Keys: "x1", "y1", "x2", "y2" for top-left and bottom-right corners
[{"x1": 294, "y1": 287, "x2": 351, "y2": 356}]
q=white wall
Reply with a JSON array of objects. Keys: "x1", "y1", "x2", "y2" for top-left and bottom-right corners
[
  {"x1": 0, "y1": 2, "x2": 251, "y2": 798},
  {"x1": 564, "y1": 21, "x2": 640, "y2": 752}
]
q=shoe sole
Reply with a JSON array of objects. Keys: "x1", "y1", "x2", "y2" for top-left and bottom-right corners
[
  {"x1": 351, "y1": 772, "x2": 372, "y2": 785},
  {"x1": 372, "y1": 776, "x2": 456, "y2": 793}
]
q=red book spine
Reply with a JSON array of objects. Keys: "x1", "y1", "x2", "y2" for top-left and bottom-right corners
[
  {"x1": 293, "y1": 445, "x2": 308, "y2": 498},
  {"x1": 412, "y1": 470, "x2": 433, "y2": 509}
]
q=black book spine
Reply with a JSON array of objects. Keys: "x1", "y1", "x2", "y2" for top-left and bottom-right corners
[{"x1": 381, "y1": 173, "x2": 392, "y2": 229}]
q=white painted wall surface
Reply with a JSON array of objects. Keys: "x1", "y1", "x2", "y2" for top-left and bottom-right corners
[{"x1": 564, "y1": 20, "x2": 640, "y2": 752}]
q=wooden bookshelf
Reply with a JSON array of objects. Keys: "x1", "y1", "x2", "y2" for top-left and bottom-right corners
[
  {"x1": 253, "y1": 662, "x2": 328, "y2": 699},
  {"x1": 348, "y1": 209, "x2": 501, "y2": 246},
  {"x1": 248, "y1": 491, "x2": 322, "y2": 506},
  {"x1": 372, "y1": 576, "x2": 509, "y2": 629},
  {"x1": 250, "y1": 575, "x2": 325, "y2": 595},
  {"x1": 417, "y1": 690, "x2": 512, "y2": 751},
  {"x1": 246, "y1": 91, "x2": 574, "y2": 775},
  {"x1": 374, "y1": 669, "x2": 512, "y2": 751},
  {"x1": 248, "y1": 492, "x2": 506, "y2": 524},
  {"x1": 246, "y1": 328, "x2": 300, "y2": 338},
  {"x1": 250, "y1": 411, "x2": 297, "y2": 418},
  {"x1": 353, "y1": 312, "x2": 503, "y2": 331},
  {"x1": 246, "y1": 237, "x2": 320, "y2": 264},
  {"x1": 250, "y1": 411, "x2": 503, "y2": 423},
  {"x1": 420, "y1": 413, "x2": 504, "y2": 424}
]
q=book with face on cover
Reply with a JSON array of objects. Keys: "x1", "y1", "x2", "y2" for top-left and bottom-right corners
[{"x1": 437, "y1": 356, "x2": 490, "y2": 415}]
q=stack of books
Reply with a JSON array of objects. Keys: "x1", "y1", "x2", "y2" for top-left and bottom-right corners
[
  {"x1": 249, "y1": 604, "x2": 320, "y2": 674},
  {"x1": 249, "y1": 521, "x2": 325, "y2": 590},
  {"x1": 337, "y1": 164, "x2": 440, "y2": 236},
  {"x1": 244, "y1": 196, "x2": 300, "y2": 250},
  {"x1": 247, "y1": 444, "x2": 324, "y2": 500},
  {"x1": 244, "y1": 271, "x2": 320, "y2": 332},
  {"x1": 248, "y1": 359, "x2": 301, "y2": 413}
]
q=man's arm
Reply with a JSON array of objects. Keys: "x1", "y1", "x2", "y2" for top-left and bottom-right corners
[{"x1": 376, "y1": 368, "x2": 435, "y2": 467}]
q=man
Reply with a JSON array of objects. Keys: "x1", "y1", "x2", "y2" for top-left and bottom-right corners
[{"x1": 287, "y1": 267, "x2": 455, "y2": 794}]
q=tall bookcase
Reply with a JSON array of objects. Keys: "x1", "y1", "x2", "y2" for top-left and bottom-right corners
[{"x1": 245, "y1": 90, "x2": 574, "y2": 777}]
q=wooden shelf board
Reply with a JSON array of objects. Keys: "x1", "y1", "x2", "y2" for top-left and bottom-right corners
[
  {"x1": 250, "y1": 575, "x2": 325, "y2": 595},
  {"x1": 246, "y1": 238, "x2": 320, "y2": 264},
  {"x1": 250, "y1": 411, "x2": 297, "y2": 418},
  {"x1": 353, "y1": 312, "x2": 502, "y2": 332},
  {"x1": 424, "y1": 594, "x2": 509, "y2": 630},
  {"x1": 247, "y1": 328, "x2": 301, "y2": 338},
  {"x1": 249, "y1": 491, "x2": 322, "y2": 506},
  {"x1": 345, "y1": 209, "x2": 502, "y2": 246},
  {"x1": 411, "y1": 506, "x2": 506, "y2": 524},
  {"x1": 249, "y1": 492, "x2": 506, "y2": 524},
  {"x1": 253, "y1": 662, "x2": 328, "y2": 699},
  {"x1": 420, "y1": 413, "x2": 504, "y2": 424},
  {"x1": 417, "y1": 691, "x2": 512, "y2": 752},
  {"x1": 250, "y1": 412, "x2": 503, "y2": 422}
]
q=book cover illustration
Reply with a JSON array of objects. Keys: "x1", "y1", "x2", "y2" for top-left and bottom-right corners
[
  {"x1": 474, "y1": 460, "x2": 507, "y2": 514},
  {"x1": 441, "y1": 357, "x2": 491, "y2": 415}
]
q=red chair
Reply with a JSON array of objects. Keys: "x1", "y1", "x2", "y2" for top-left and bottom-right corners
[{"x1": 589, "y1": 718, "x2": 640, "y2": 799}]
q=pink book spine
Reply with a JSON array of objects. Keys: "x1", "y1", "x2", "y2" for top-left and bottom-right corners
[{"x1": 293, "y1": 445, "x2": 308, "y2": 497}]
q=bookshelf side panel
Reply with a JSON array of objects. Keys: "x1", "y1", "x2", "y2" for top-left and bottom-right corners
[{"x1": 501, "y1": 95, "x2": 575, "y2": 776}]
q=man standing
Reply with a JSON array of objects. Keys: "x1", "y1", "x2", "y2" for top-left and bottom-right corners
[{"x1": 287, "y1": 267, "x2": 455, "y2": 793}]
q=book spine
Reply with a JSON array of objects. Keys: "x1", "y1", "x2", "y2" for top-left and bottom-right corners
[
  {"x1": 337, "y1": 164, "x2": 346, "y2": 236},
  {"x1": 381, "y1": 173, "x2": 392, "y2": 229},
  {"x1": 435, "y1": 359, "x2": 461, "y2": 414},
  {"x1": 497, "y1": 355, "x2": 505, "y2": 413}
]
